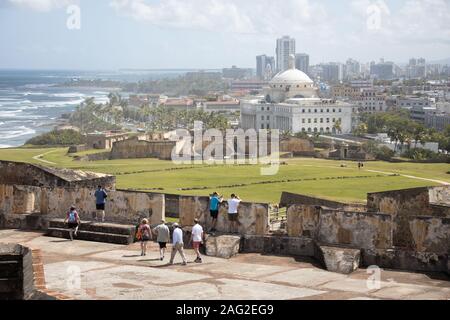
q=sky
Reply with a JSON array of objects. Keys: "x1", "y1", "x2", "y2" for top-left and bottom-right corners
[{"x1": 0, "y1": 0, "x2": 449, "y2": 70}]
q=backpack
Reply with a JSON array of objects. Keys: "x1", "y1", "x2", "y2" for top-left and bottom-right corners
[{"x1": 68, "y1": 211, "x2": 77, "y2": 223}]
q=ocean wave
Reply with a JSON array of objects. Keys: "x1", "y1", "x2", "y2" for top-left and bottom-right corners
[
  {"x1": 52, "y1": 93, "x2": 85, "y2": 98},
  {"x1": 23, "y1": 92, "x2": 46, "y2": 96},
  {"x1": 35, "y1": 98, "x2": 84, "y2": 108},
  {"x1": 0, "y1": 126, "x2": 36, "y2": 139}
]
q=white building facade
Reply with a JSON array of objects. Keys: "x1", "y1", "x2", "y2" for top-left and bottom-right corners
[{"x1": 241, "y1": 55, "x2": 354, "y2": 135}]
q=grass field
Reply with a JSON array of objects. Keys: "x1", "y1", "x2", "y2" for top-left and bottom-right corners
[{"x1": 0, "y1": 147, "x2": 448, "y2": 204}]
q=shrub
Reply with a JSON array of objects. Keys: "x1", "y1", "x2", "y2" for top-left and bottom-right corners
[{"x1": 26, "y1": 129, "x2": 86, "y2": 146}]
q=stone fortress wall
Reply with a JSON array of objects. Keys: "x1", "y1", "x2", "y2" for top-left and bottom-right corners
[{"x1": 0, "y1": 160, "x2": 448, "y2": 275}]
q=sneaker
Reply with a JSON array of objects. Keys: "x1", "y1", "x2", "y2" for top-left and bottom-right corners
[
  {"x1": 182, "y1": 262, "x2": 187, "y2": 266},
  {"x1": 160, "y1": 257, "x2": 164, "y2": 261}
]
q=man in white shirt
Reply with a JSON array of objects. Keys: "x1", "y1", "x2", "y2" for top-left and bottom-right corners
[
  {"x1": 227, "y1": 194, "x2": 241, "y2": 234},
  {"x1": 191, "y1": 218, "x2": 204, "y2": 263},
  {"x1": 169, "y1": 223, "x2": 187, "y2": 266}
]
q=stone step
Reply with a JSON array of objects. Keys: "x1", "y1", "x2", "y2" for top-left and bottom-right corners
[
  {"x1": 46, "y1": 227, "x2": 133, "y2": 245},
  {"x1": 0, "y1": 261, "x2": 20, "y2": 278},
  {"x1": 48, "y1": 219, "x2": 136, "y2": 236}
]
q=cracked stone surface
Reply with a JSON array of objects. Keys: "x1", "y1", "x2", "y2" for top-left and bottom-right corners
[{"x1": 0, "y1": 230, "x2": 449, "y2": 300}]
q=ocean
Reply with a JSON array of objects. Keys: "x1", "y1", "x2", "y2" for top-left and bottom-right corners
[{"x1": 0, "y1": 69, "x2": 193, "y2": 148}]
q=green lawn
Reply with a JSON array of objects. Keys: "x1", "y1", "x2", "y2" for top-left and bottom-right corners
[{"x1": 0, "y1": 147, "x2": 448, "y2": 204}]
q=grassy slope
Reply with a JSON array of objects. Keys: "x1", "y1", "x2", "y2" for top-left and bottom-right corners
[{"x1": 0, "y1": 147, "x2": 447, "y2": 204}]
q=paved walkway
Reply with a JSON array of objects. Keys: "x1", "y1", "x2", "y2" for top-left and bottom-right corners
[{"x1": 0, "y1": 230, "x2": 449, "y2": 300}]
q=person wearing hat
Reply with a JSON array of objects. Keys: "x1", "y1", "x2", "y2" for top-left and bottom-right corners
[
  {"x1": 169, "y1": 223, "x2": 187, "y2": 266},
  {"x1": 153, "y1": 219, "x2": 170, "y2": 261},
  {"x1": 64, "y1": 205, "x2": 80, "y2": 241}
]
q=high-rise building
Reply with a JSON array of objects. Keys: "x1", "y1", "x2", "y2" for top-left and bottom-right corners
[
  {"x1": 370, "y1": 60, "x2": 394, "y2": 80},
  {"x1": 295, "y1": 53, "x2": 310, "y2": 75},
  {"x1": 321, "y1": 63, "x2": 342, "y2": 83},
  {"x1": 344, "y1": 58, "x2": 361, "y2": 80},
  {"x1": 276, "y1": 36, "x2": 296, "y2": 73},
  {"x1": 256, "y1": 55, "x2": 275, "y2": 80},
  {"x1": 406, "y1": 57, "x2": 427, "y2": 79}
]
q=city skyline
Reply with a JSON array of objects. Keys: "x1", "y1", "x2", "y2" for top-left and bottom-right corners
[{"x1": 1, "y1": 0, "x2": 450, "y2": 70}]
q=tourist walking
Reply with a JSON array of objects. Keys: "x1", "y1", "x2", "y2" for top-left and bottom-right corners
[
  {"x1": 169, "y1": 223, "x2": 187, "y2": 266},
  {"x1": 191, "y1": 219, "x2": 204, "y2": 263},
  {"x1": 138, "y1": 219, "x2": 152, "y2": 256},
  {"x1": 153, "y1": 219, "x2": 170, "y2": 261},
  {"x1": 209, "y1": 192, "x2": 223, "y2": 232},
  {"x1": 94, "y1": 185, "x2": 108, "y2": 222},
  {"x1": 65, "y1": 205, "x2": 80, "y2": 241},
  {"x1": 227, "y1": 194, "x2": 241, "y2": 234}
]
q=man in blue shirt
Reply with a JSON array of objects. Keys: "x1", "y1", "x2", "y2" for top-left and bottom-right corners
[
  {"x1": 209, "y1": 192, "x2": 223, "y2": 232},
  {"x1": 94, "y1": 185, "x2": 108, "y2": 222}
]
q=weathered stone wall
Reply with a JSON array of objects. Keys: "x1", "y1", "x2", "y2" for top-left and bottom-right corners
[
  {"x1": 280, "y1": 191, "x2": 366, "y2": 212},
  {"x1": 367, "y1": 186, "x2": 450, "y2": 249},
  {"x1": 428, "y1": 186, "x2": 450, "y2": 205},
  {"x1": 110, "y1": 137, "x2": 175, "y2": 160},
  {"x1": 41, "y1": 187, "x2": 165, "y2": 225},
  {"x1": 0, "y1": 185, "x2": 42, "y2": 215},
  {"x1": 286, "y1": 205, "x2": 393, "y2": 250},
  {"x1": 317, "y1": 209, "x2": 393, "y2": 250},
  {"x1": 408, "y1": 216, "x2": 450, "y2": 253},
  {"x1": 174, "y1": 194, "x2": 269, "y2": 236},
  {"x1": 279, "y1": 137, "x2": 314, "y2": 153},
  {"x1": 0, "y1": 161, "x2": 115, "y2": 189},
  {"x1": 0, "y1": 185, "x2": 165, "y2": 226},
  {"x1": 286, "y1": 205, "x2": 320, "y2": 238}
]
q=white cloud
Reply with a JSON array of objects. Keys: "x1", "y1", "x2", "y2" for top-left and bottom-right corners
[
  {"x1": 109, "y1": 0, "x2": 329, "y2": 35},
  {"x1": 7, "y1": 0, "x2": 76, "y2": 12},
  {"x1": 350, "y1": 0, "x2": 450, "y2": 44}
]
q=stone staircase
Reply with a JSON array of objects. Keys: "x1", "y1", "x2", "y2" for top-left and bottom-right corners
[{"x1": 46, "y1": 219, "x2": 136, "y2": 245}]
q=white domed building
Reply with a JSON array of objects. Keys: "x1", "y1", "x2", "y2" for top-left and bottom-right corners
[
  {"x1": 241, "y1": 55, "x2": 356, "y2": 135},
  {"x1": 265, "y1": 55, "x2": 317, "y2": 103}
]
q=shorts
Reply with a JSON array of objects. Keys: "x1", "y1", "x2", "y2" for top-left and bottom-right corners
[
  {"x1": 68, "y1": 222, "x2": 79, "y2": 229},
  {"x1": 193, "y1": 241, "x2": 202, "y2": 250},
  {"x1": 158, "y1": 242, "x2": 167, "y2": 249},
  {"x1": 210, "y1": 210, "x2": 219, "y2": 219},
  {"x1": 96, "y1": 203, "x2": 105, "y2": 211},
  {"x1": 228, "y1": 213, "x2": 238, "y2": 222},
  {"x1": 141, "y1": 235, "x2": 150, "y2": 242}
]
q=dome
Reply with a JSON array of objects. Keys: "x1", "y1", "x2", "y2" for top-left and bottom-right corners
[{"x1": 270, "y1": 68, "x2": 313, "y2": 85}]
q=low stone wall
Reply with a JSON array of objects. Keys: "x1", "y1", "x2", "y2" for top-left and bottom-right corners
[
  {"x1": 0, "y1": 160, "x2": 115, "y2": 189},
  {"x1": 286, "y1": 205, "x2": 393, "y2": 250},
  {"x1": 0, "y1": 184, "x2": 165, "y2": 227},
  {"x1": 286, "y1": 205, "x2": 320, "y2": 238},
  {"x1": 280, "y1": 191, "x2": 366, "y2": 212},
  {"x1": 110, "y1": 137, "x2": 175, "y2": 160},
  {"x1": 367, "y1": 186, "x2": 450, "y2": 249},
  {"x1": 317, "y1": 209, "x2": 393, "y2": 250},
  {"x1": 0, "y1": 185, "x2": 42, "y2": 215},
  {"x1": 176, "y1": 194, "x2": 270, "y2": 236},
  {"x1": 0, "y1": 184, "x2": 268, "y2": 235},
  {"x1": 408, "y1": 216, "x2": 450, "y2": 254}
]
